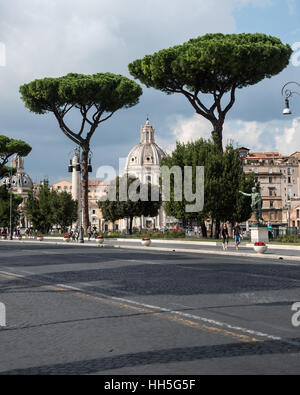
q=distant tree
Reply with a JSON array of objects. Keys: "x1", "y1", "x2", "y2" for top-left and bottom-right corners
[
  {"x1": 161, "y1": 139, "x2": 255, "y2": 238},
  {"x1": 52, "y1": 191, "x2": 78, "y2": 233},
  {"x1": 99, "y1": 176, "x2": 161, "y2": 234},
  {"x1": 129, "y1": 33, "x2": 292, "y2": 151},
  {"x1": 25, "y1": 181, "x2": 55, "y2": 234},
  {"x1": 0, "y1": 186, "x2": 22, "y2": 228},
  {"x1": 0, "y1": 135, "x2": 32, "y2": 178},
  {"x1": 26, "y1": 181, "x2": 78, "y2": 234},
  {"x1": 20, "y1": 73, "x2": 142, "y2": 231}
]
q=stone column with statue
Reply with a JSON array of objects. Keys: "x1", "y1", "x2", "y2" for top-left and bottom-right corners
[{"x1": 239, "y1": 187, "x2": 269, "y2": 243}]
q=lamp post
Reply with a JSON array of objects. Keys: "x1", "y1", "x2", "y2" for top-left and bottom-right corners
[
  {"x1": 282, "y1": 81, "x2": 300, "y2": 115},
  {"x1": 68, "y1": 147, "x2": 93, "y2": 244},
  {"x1": 281, "y1": 82, "x2": 300, "y2": 229}
]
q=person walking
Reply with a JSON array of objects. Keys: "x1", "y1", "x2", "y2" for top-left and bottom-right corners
[
  {"x1": 87, "y1": 225, "x2": 92, "y2": 241},
  {"x1": 221, "y1": 223, "x2": 229, "y2": 251},
  {"x1": 233, "y1": 222, "x2": 242, "y2": 251}
]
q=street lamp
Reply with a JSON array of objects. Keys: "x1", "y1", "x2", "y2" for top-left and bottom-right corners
[
  {"x1": 281, "y1": 81, "x2": 300, "y2": 115},
  {"x1": 68, "y1": 147, "x2": 93, "y2": 244}
]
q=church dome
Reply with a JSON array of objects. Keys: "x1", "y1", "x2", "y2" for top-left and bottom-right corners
[
  {"x1": 126, "y1": 118, "x2": 167, "y2": 170},
  {"x1": 0, "y1": 156, "x2": 33, "y2": 190}
]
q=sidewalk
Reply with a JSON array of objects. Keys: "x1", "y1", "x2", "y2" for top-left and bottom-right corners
[{"x1": 2, "y1": 237, "x2": 300, "y2": 263}]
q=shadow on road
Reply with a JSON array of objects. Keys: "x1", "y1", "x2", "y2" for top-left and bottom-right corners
[{"x1": 1, "y1": 339, "x2": 299, "y2": 375}]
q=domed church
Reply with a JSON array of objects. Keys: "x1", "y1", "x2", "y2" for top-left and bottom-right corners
[
  {"x1": 120, "y1": 118, "x2": 170, "y2": 231},
  {"x1": 125, "y1": 117, "x2": 167, "y2": 186},
  {"x1": 1, "y1": 155, "x2": 33, "y2": 228}
]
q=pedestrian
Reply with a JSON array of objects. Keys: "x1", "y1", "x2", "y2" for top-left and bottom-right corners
[
  {"x1": 221, "y1": 223, "x2": 229, "y2": 251},
  {"x1": 267, "y1": 222, "x2": 273, "y2": 241},
  {"x1": 233, "y1": 222, "x2": 242, "y2": 251},
  {"x1": 87, "y1": 225, "x2": 92, "y2": 241}
]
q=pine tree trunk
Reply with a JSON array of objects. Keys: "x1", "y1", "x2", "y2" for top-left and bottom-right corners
[
  {"x1": 214, "y1": 219, "x2": 220, "y2": 239},
  {"x1": 210, "y1": 218, "x2": 214, "y2": 239},
  {"x1": 212, "y1": 121, "x2": 224, "y2": 152},
  {"x1": 129, "y1": 217, "x2": 134, "y2": 235},
  {"x1": 200, "y1": 221, "x2": 207, "y2": 238}
]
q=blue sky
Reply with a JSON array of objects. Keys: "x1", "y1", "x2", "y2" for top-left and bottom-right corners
[{"x1": 0, "y1": 0, "x2": 300, "y2": 183}]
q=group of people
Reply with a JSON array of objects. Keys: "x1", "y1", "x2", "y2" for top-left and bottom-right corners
[
  {"x1": 67, "y1": 225, "x2": 99, "y2": 242},
  {"x1": 87, "y1": 225, "x2": 99, "y2": 241},
  {"x1": 221, "y1": 222, "x2": 243, "y2": 251}
]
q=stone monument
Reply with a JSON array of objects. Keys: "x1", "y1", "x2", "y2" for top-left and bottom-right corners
[{"x1": 239, "y1": 187, "x2": 269, "y2": 243}]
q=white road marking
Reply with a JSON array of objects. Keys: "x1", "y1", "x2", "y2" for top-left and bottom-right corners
[
  {"x1": 55, "y1": 284, "x2": 82, "y2": 292},
  {"x1": 1, "y1": 269, "x2": 300, "y2": 347}
]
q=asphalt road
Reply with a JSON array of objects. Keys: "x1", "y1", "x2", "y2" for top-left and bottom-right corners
[{"x1": 0, "y1": 242, "x2": 299, "y2": 375}]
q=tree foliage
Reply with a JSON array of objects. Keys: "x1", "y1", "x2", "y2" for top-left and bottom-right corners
[
  {"x1": 0, "y1": 135, "x2": 32, "y2": 177},
  {"x1": 98, "y1": 176, "x2": 161, "y2": 234},
  {"x1": 129, "y1": 33, "x2": 292, "y2": 150},
  {"x1": 25, "y1": 180, "x2": 78, "y2": 233},
  {"x1": 161, "y1": 139, "x2": 255, "y2": 228},
  {"x1": 0, "y1": 186, "x2": 23, "y2": 228},
  {"x1": 51, "y1": 191, "x2": 78, "y2": 232},
  {"x1": 19, "y1": 73, "x2": 143, "y2": 231}
]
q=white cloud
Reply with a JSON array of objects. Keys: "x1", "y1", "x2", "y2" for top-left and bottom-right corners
[
  {"x1": 287, "y1": 0, "x2": 296, "y2": 16},
  {"x1": 0, "y1": 0, "x2": 288, "y2": 181},
  {"x1": 0, "y1": 0, "x2": 274, "y2": 84},
  {"x1": 164, "y1": 114, "x2": 300, "y2": 156}
]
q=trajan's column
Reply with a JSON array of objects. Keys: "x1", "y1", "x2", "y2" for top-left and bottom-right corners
[{"x1": 71, "y1": 148, "x2": 80, "y2": 203}]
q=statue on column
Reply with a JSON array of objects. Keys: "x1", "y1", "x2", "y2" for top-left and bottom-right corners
[{"x1": 239, "y1": 187, "x2": 265, "y2": 225}]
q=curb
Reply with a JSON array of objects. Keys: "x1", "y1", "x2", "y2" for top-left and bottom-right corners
[
  {"x1": 2, "y1": 239, "x2": 300, "y2": 263},
  {"x1": 111, "y1": 245, "x2": 300, "y2": 262},
  {"x1": 26, "y1": 237, "x2": 300, "y2": 251}
]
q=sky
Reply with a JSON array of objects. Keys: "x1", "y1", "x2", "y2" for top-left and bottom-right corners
[{"x1": 0, "y1": 0, "x2": 300, "y2": 183}]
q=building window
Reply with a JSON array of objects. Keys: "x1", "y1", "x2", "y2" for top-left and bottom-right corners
[
  {"x1": 270, "y1": 201, "x2": 274, "y2": 208},
  {"x1": 288, "y1": 168, "x2": 291, "y2": 175},
  {"x1": 146, "y1": 176, "x2": 152, "y2": 182},
  {"x1": 269, "y1": 177, "x2": 273, "y2": 184},
  {"x1": 297, "y1": 210, "x2": 300, "y2": 219},
  {"x1": 92, "y1": 210, "x2": 96, "y2": 215},
  {"x1": 288, "y1": 177, "x2": 291, "y2": 184},
  {"x1": 269, "y1": 168, "x2": 273, "y2": 174}
]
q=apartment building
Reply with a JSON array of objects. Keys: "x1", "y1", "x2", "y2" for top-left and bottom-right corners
[{"x1": 241, "y1": 150, "x2": 300, "y2": 226}]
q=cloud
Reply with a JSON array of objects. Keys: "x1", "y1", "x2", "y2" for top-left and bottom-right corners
[
  {"x1": 0, "y1": 0, "x2": 274, "y2": 83},
  {"x1": 0, "y1": 0, "x2": 290, "y2": 182},
  {"x1": 164, "y1": 114, "x2": 300, "y2": 156},
  {"x1": 287, "y1": 0, "x2": 296, "y2": 16}
]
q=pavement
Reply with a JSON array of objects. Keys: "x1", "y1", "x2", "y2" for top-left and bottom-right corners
[
  {"x1": 0, "y1": 242, "x2": 300, "y2": 375},
  {"x1": 3, "y1": 237, "x2": 300, "y2": 262}
]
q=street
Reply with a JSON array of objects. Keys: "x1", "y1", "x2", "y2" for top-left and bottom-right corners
[{"x1": 0, "y1": 242, "x2": 300, "y2": 375}]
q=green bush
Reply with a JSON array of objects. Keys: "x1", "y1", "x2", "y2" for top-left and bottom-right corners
[{"x1": 277, "y1": 235, "x2": 300, "y2": 243}]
